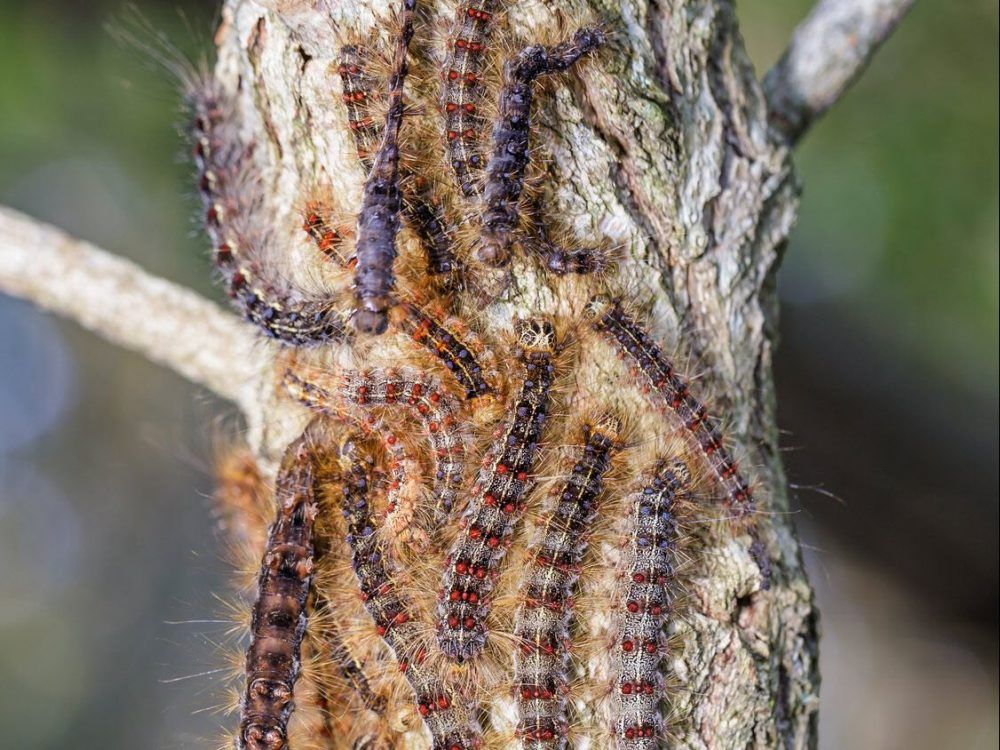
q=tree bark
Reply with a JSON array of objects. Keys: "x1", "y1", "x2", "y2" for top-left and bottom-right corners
[{"x1": 210, "y1": 0, "x2": 817, "y2": 747}]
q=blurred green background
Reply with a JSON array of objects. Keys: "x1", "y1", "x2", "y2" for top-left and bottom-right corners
[{"x1": 0, "y1": 1, "x2": 996, "y2": 748}]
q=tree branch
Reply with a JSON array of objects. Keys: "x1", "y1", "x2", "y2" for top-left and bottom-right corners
[
  {"x1": 0, "y1": 205, "x2": 264, "y2": 412},
  {"x1": 764, "y1": 0, "x2": 915, "y2": 145}
]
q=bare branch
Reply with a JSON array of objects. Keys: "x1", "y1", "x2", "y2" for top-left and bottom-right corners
[
  {"x1": 0, "y1": 205, "x2": 265, "y2": 411},
  {"x1": 764, "y1": 0, "x2": 915, "y2": 145}
]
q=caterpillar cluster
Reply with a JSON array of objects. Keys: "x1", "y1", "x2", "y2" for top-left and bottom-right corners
[{"x1": 179, "y1": 1, "x2": 774, "y2": 747}]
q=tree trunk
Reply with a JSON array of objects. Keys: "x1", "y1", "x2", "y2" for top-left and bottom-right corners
[{"x1": 213, "y1": 0, "x2": 819, "y2": 747}]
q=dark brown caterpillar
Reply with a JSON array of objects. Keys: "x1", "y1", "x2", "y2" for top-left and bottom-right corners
[
  {"x1": 614, "y1": 460, "x2": 687, "y2": 749},
  {"x1": 402, "y1": 175, "x2": 460, "y2": 278},
  {"x1": 513, "y1": 415, "x2": 620, "y2": 749},
  {"x1": 478, "y1": 28, "x2": 606, "y2": 266},
  {"x1": 338, "y1": 438, "x2": 483, "y2": 750},
  {"x1": 237, "y1": 426, "x2": 321, "y2": 750},
  {"x1": 188, "y1": 78, "x2": 351, "y2": 345},
  {"x1": 338, "y1": 46, "x2": 458, "y2": 278},
  {"x1": 436, "y1": 318, "x2": 558, "y2": 662},
  {"x1": 353, "y1": 0, "x2": 417, "y2": 334}
]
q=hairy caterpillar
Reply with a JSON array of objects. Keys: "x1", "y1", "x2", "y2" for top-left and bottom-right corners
[
  {"x1": 584, "y1": 297, "x2": 755, "y2": 515},
  {"x1": 337, "y1": 437, "x2": 484, "y2": 750},
  {"x1": 353, "y1": 0, "x2": 418, "y2": 334},
  {"x1": 478, "y1": 29, "x2": 606, "y2": 266},
  {"x1": 338, "y1": 44, "x2": 459, "y2": 279},
  {"x1": 283, "y1": 365, "x2": 469, "y2": 530},
  {"x1": 303, "y1": 204, "x2": 354, "y2": 268},
  {"x1": 441, "y1": 1, "x2": 502, "y2": 197},
  {"x1": 436, "y1": 318, "x2": 558, "y2": 662},
  {"x1": 585, "y1": 296, "x2": 772, "y2": 584},
  {"x1": 614, "y1": 460, "x2": 688, "y2": 749},
  {"x1": 339, "y1": 44, "x2": 384, "y2": 172},
  {"x1": 391, "y1": 301, "x2": 494, "y2": 399},
  {"x1": 188, "y1": 79, "x2": 351, "y2": 346},
  {"x1": 237, "y1": 427, "x2": 320, "y2": 750},
  {"x1": 513, "y1": 415, "x2": 620, "y2": 748}
]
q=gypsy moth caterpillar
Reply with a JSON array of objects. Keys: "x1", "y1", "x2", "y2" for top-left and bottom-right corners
[
  {"x1": 353, "y1": 0, "x2": 418, "y2": 334},
  {"x1": 584, "y1": 296, "x2": 755, "y2": 517},
  {"x1": 478, "y1": 28, "x2": 606, "y2": 266},
  {"x1": 337, "y1": 436, "x2": 484, "y2": 750},
  {"x1": 441, "y1": 1, "x2": 503, "y2": 197},
  {"x1": 614, "y1": 460, "x2": 688, "y2": 750},
  {"x1": 436, "y1": 318, "x2": 558, "y2": 663},
  {"x1": 339, "y1": 41, "x2": 460, "y2": 281},
  {"x1": 237, "y1": 426, "x2": 321, "y2": 750},
  {"x1": 391, "y1": 300, "x2": 494, "y2": 399},
  {"x1": 283, "y1": 365, "x2": 469, "y2": 530},
  {"x1": 339, "y1": 44, "x2": 384, "y2": 173},
  {"x1": 513, "y1": 414, "x2": 620, "y2": 749},
  {"x1": 188, "y1": 78, "x2": 351, "y2": 346}
]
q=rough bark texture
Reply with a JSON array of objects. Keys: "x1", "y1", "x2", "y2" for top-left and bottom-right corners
[{"x1": 209, "y1": 0, "x2": 818, "y2": 747}]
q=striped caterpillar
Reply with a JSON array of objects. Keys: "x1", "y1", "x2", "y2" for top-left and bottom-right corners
[
  {"x1": 585, "y1": 296, "x2": 771, "y2": 584},
  {"x1": 187, "y1": 80, "x2": 351, "y2": 346},
  {"x1": 436, "y1": 318, "x2": 558, "y2": 662},
  {"x1": 237, "y1": 426, "x2": 320, "y2": 750},
  {"x1": 442, "y1": 1, "x2": 501, "y2": 197},
  {"x1": 614, "y1": 460, "x2": 688, "y2": 749},
  {"x1": 337, "y1": 436, "x2": 484, "y2": 750},
  {"x1": 283, "y1": 365, "x2": 469, "y2": 530},
  {"x1": 513, "y1": 415, "x2": 620, "y2": 748},
  {"x1": 391, "y1": 301, "x2": 494, "y2": 399}
]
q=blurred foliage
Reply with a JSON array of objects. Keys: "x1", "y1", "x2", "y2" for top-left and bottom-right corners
[{"x1": 742, "y1": 0, "x2": 999, "y2": 399}]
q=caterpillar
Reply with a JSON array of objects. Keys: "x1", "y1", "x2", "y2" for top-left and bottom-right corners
[
  {"x1": 337, "y1": 437, "x2": 483, "y2": 750},
  {"x1": 441, "y1": 0, "x2": 502, "y2": 197},
  {"x1": 513, "y1": 415, "x2": 620, "y2": 749},
  {"x1": 401, "y1": 174, "x2": 460, "y2": 278},
  {"x1": 436, "y1": 318, "x2": 558, "y2": 662},
  {"x1": 584, "y1": 296, "x2": 755, "y2": 517},
  {"x1": 303, "y1": 203, "x2": 354, "y2": 268},
  {"x1": 338, "y1": 45, "x2": 459, "y2": 278},
  {"x1": 338, "y1": 44, "x2": 383, "y2": 172},
  {"x1": 353, "y1": 0, "x2": 417, "y2": 334},
  {"x1": 584, "y1": 296, "x2": 772, "y2": 585},
  {"x1": 187, "y1": 78, "x2": 351, "y2": 346},
  {"x1": 614, "y1": 460, "x2": 688, "y2": 749},
  {"x1": 478, "y1": 28, "x2": 606, "y2": 266},
  {"x1": 283, "y1": 365, "x2": 469, "y2": 530},
  {"x1": 237, "y1": 427, "x2": 320, "y2": 750},
  {"x1": 391, "y1": 301, "x2": 493, "y2": 399}
]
